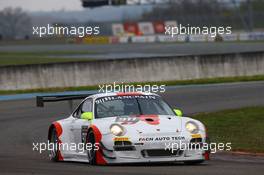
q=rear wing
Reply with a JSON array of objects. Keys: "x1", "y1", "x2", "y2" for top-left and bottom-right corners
[{"x1": 36, "y1": 94, "x2": 94, "y2": 107}]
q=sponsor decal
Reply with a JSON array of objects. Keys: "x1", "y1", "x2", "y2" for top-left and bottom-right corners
[
  {"x1": 95, "y1": 95, "x2": 158, "y2": 104},
  {"x1": 116, "y1": 116, "x2": 139, "y2": 125},
  {"x1": 191, "y1": 134, "x2": 202, "y2": 138},
  {"x1": 116, "y1": 92, "x2": 142, "y2": 96},
  {"x1": 114, "y1": 137, "x2": 130, "y2": 142},
  {"x1": 153, "y1": 21, "x2": 165, "y2": 33},
  {"x1": 81, "y1": 126, "x2": 89, "y2": 143},
  {"x1": 139, "y1": 136, "x2": 185, "y2": 142},
  {"x1": 115, "y1": 115, "x2": 160, "y2": 125},
  {"x1": 124, "y1": 22, "x2": 139, "y2": 35}
]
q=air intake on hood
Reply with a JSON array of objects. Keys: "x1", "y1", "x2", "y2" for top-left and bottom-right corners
[{"x1": 145, "y1": 118, "x2": 154, "y2": 122}]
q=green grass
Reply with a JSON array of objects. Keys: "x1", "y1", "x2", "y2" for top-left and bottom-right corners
[
  {"x1": 0, "y1": 75, "x2": 264, "y2": 95},
  {"x1": 0, "y1": 86, "x2": 98, "y2": 95},
  {"x1": 0, "y1": 57, "x2": 95, "y2": 66},
  {"x1": 0, "y1": 38, "x2": 77, "y2": 45},
  {"x1": 0, "y1": 51, "x2": 98, "y2": 66},
  {"x1": 0, "y1": 57, "x2": 96, "y2": 66},
  {"x1": 0, "y1": 50, "x2": 98, "y2": 56},
  {"x1": 192, "y1": 106, "x2": 264, "y2": 153}
]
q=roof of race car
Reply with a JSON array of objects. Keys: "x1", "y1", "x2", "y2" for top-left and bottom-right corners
[{"x1": 85, "y1": 92, "x2": 160, "y2": 100}]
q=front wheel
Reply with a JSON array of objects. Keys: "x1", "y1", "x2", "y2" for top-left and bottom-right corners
[
  {"x1": 49, "y1": 128, "x2": 60, "y2": 161},
  {"x1": 86, "y1": 130, "x2": 97, "y2": 165}
]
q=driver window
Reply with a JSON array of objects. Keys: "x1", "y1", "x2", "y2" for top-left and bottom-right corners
[
  {"x1": 81, "y1": 99, "x2": 93, "y2": 113},
  {"x1": 73, "y1": 99, "x2": 93, "y2": 118}
]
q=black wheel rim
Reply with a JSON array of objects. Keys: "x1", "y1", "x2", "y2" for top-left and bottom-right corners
[
  {"x1": 87, "y1": 132, "x2": 96, "y2": 162},
  {"x1": 50, "y1": 130, "x2": 58, "y2": 159}
]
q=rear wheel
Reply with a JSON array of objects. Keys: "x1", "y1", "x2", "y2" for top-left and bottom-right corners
[
  {"x1": 86, "y1": 130, "x2": 97, "y2": 165},
  {"x1": 49, "y1": 128, "x2": 60, "y2": 161}
]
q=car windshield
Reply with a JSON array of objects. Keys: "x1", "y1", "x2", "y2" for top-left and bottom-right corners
[{"x1": 95, "y1": 95, "x2": 175, "y2": 118}]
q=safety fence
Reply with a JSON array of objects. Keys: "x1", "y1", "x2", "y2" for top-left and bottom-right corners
[{"x1": 74, "y1": 32, "x2": 264, "y2": 44}]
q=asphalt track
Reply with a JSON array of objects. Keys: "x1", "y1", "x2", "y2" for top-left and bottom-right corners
[
  {"x1": 0, "y1": 82, "x2": 264, "y2": 175},
  {"x1": 1, "y1": 42, "x2": 264, "y2": 59}
]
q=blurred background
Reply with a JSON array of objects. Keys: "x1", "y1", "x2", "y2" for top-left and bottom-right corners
[
  {"x1": 0, "y1": 0, "x2": 264, "y2": 86},
  {"x1": 0, "y1": 0, "x2": 263, "y2": 43}
]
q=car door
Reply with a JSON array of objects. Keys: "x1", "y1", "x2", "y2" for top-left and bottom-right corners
[{"x1": 71, "y1": 98, "x2": 93, "y2": 153}]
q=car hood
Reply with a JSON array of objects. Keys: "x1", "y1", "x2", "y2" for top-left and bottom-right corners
[{"x1": 93, "y1": 115, "x2": 182, "y2": 135}]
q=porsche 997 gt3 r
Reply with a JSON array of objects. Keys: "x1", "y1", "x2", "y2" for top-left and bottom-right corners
[{"x1": 37, "y1": 92, "x2": 210, "y2": 165}]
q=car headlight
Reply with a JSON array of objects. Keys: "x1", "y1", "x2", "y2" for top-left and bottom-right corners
[
  {"x1": 185, "y1": 121, "x2": 199, "y2": 134},
  {"x1": 110, "y1": 124, "x2": 124, "y2": 136}
]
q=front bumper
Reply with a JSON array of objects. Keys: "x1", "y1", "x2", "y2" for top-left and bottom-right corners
[{"x1": 100, "y1": 133, "x2": 208, "y2": 164}]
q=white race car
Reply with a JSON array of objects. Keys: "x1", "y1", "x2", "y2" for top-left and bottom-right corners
[{"x1": 37, "y1": 92, "x2": 210, "y2": 165}]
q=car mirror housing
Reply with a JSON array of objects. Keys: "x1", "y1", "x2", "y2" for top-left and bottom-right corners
[
  {"x1": 81, "y1": 112, "x2": 93, "y2": 120},
  {"x1": 174, "y1": 109, "x2": 183, "y2": 117}
]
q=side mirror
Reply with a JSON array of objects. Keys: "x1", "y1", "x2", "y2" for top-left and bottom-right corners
[
  {"x1": 81, "y1": 112, "x2": 93, "y2": 120},
  {"x1": 174, "y1": 109, "x2": 183, "y2": 117}
]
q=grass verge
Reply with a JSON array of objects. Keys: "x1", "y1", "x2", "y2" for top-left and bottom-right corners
[
  {"x1": 192, "y1": 106, "x2": 264, "y2": 153},
  {"x1": 0, "y1": 75, "x2": 264, "y2": 95},
  {"x1": 0, "y1": 57, "x2": 96, "y2": 66},
  {"x1": 0, "y1": 51, "x2": 98, "y2": 66}
]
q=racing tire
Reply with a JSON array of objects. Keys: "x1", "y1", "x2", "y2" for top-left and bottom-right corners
[
  {"x1": 86, "y1": 130, "x2": 97, "y2": 165},
  {"x1": 184, "y1": 160, "x2": 204, "y2": 165},
  {"x1": 49, "y1": 127, "x2": 60, "y2": 161}
]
